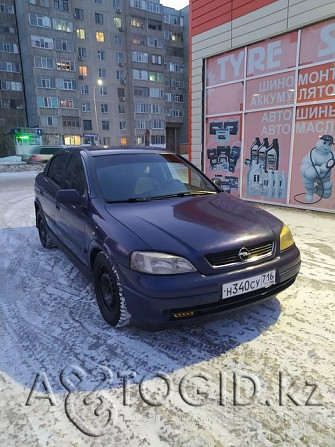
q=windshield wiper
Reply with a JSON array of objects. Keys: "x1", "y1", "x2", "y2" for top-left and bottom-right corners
[
  {"x1": 105, "y1": 197, "x2": 150, "y2": 203},
  {"x1": 151, "y1": 191, "x2": 217, "y2": 200}
]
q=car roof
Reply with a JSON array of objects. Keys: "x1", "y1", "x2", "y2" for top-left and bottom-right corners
[{"x1": 59, "y1": 146, "x2": 176, "y2": 157}]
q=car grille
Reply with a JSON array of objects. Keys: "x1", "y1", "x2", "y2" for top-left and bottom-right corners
[{"x1": 205, "y1": 241, "x2": 274, "y2": 267}]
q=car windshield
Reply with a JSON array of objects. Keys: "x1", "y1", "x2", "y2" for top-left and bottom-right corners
[{"x1": 93, "y1": 152, "x2": 218, "y2": 203}]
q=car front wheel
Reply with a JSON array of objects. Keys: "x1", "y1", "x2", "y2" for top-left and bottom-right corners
[
  {"x1": 93, "y1": 252, "x2": 130, "y2": 328},
  {"x1": 37, "y1": 210, "x2": 56, "y2": 249}
]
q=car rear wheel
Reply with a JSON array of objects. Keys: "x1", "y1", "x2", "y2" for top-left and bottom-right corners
[
  {"x1": 37, "y1": 210, "x2": 56, "y2": 249},
  {"x1": 93, "y1": 252, "x2": 130, "y2": 328}
]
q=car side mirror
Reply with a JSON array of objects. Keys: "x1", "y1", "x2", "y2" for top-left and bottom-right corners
[
  {"x1": 212, "y1": 177, "x2": 222, "y2": 188},
  {"x1": 56, "y1": 189, "x2": 84, "y2": 206}
]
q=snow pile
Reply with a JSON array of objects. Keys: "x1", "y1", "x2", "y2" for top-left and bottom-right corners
[{"x1": 0, "y1": 156, "x2": 43, "y2": 173}]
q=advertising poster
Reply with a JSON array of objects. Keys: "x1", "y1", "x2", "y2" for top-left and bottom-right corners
[
  {"x1": 206, "y1": 82, "x2": 243, "y2": 115},
  {"x1": 245, "y1": 72, "x2": 295, "y2": 111},
  {"x1": 289, "y1": 104, "x2": 335, "y2": 211},
  {"x1": 206, "y1": 48, "x2": 245, "y2": 86},
  {"x1": 205, "y1": 115, "x2": 242, "y2": 197},
  {"x1": 241, "y1": 108, "x2": 293, "y2": 203},
  {"x1": 299, "y1": 19, "x2": 335, "y2": 65},
  {"x1": 246, "y1": 31, "x2": 298, "y2": 77}
]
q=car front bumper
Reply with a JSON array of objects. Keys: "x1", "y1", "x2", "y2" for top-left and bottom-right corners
[{"x1": 118, "y1": 245, "x2": 301, "y2": 330}]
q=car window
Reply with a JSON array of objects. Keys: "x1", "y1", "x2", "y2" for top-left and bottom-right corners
[
  {"x1": 40, "y1": 147, "x2": 58, "y2": 154},
  {"x1": 93, "y1": 153, "x2": 217, "y2": 202},
  {"x1": 48, "y1": 154, "x2": 68, "y2": 187},
  {"x1": 64, "y1": 155, "x2": 87, "y2": 195}
]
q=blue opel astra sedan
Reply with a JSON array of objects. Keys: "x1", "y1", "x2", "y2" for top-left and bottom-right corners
[{"x1": 34, "y1": 147, "x2": 301, "y2": 330}]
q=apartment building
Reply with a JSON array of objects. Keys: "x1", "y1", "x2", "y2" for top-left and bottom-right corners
[
  {"x1": 0, "y1": 0, "x2": 27, "y2": 154},
  {"x1": 0, "y1": 0, "x2": 186, "y2": 152}
]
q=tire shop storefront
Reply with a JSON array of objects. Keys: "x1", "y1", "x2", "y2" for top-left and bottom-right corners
[{"x1": 189, "y1": 0, "x2": 335, "y2": 213}]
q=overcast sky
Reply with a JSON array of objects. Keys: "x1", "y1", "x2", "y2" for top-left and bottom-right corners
[{"x1": 161, "y1": 0, "x2": 189, "y2": 10}]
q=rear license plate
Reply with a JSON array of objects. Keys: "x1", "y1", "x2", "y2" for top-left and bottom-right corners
[{"x1": 222, "y1": 270, "x2": 276, "y2": 299}]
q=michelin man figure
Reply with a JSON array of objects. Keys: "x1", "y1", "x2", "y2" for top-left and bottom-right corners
[{"x1": 300, "y1": 134, "x2": 335, "y2": 203}]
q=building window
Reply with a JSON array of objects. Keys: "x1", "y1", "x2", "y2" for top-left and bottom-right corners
[
  {"x1": 147, "y1": 36, "x2": 163, "y2": 48},
  {"x1": 29, "y1": 0, "x2": 50, "y2": 7},
  {"x1": 96, "y1": 32, "x2": 104, "y2": 42},
  {"x1": 0, "y1": 61, "x2": 20, "y2": 73},
  {"x1": 0, "y1": 42, "x2": 18, "y2": 53},
  {"x1": 120, "y1": 137, "x2": 127, "y2": 145},
  {"x1": 151, "y1": 104, "x2": 164, "y2": 114},
  {"x1": 135, "y1": 103, "x2": 149, "y2": 113},
  {"x1": 0, "y1": 3, "x2": 14, "y2": 12},
  {"x1": 29, "y1": 13, "x2": 51, "y2": 28},
  {"x1": 78, "y1": 47, "x2": 87, "y2": 59},
  {"x1": 99, "y1": 86, "x2": 107, "y2": 96},
  {"x1": 56, "y1": 60, "x2": 75, "y2": 71},
  {"x1": 116, "y1": 52, "x2": 123, "y2": 63},
  {"x1": 119, "y1": 121, "x2": 126, "y2": 130},
  {"x1": 54, "y1": 38, "x2": 74, "y2": 52},
  {"x1": 77, "y1": 29, "x2": 85, "y2": 39},
  {"x1": 31, "y1": 36, "x2": 54, "y2": 49},
  {"x1": 83, "y1": 119, "x2": 92, "y2": 130},
  {"x1": 101, "y1": 103, "x2": 108, "y2": 113},
  {"x1": 54, "y1": 0, "x2": 69, "y2": 11},
  {"x1": 34, "y1": 56, "x2": 54, "y2": 69},
  {"x1": 132, "y1": 51, "x2": 148, "y2": 63},
  {"x1": 97, "y1": 50, "x2": 105, "y2": 60},
  {"x1": 98, "y1": 68, "x2": 106, "y2": 78},
  {"x1": 79, "y1": 66, "x2": 88, "y2": 77},
  {"x1": 103, "y1": 137, "x2": 111, "y2": 146},
  {"x1": 151, "y1": 135, "x2": 165, "y2": 145},
  {"x1": 116, "y1": 70, "x2": 124, "y2": 80},
  {"x1": 135, "y1": 120, "x2": 147, "y2": 129},
  {"x1": 81, "y1": 84, "x2": 89, "y2": 94},
  {"x1": 149, "y1": 72, "x2": 164, "y2": 82},
  {"x1": 152, "y1": 54, "x2": 162, "y2": 65},
  {"x1": 134, "y1": 87, "x2": 149, "y2": 97},
  {"x1": 114, "y1": 35, "x2": 122, "y2": 45},
  {"x1": 1, "y1": 81, "x2": 22, "y2": 91},
  {"x1": 131, "y1": 17, "x2": 145, "y2": 28},
  {"x1": 148, "y1": 19, "x2": 161, "y2": 30},
  {"x1": 82, "y1": 102, "x2": 91, "y2": 112},
  {"x1": 37, "y1": 96, "x2": 59, "y2": 108},
  {"x1": 95, "y1": 13, "x2": 103, "y2": 24},
  {"x1": 118, "y1": 104, "x2": 125, "y2": 113},
  {"x1": 74, "y1": 8, "x2": 84, "y2": 20},
  {"x1": 52, "y1": 18, "x2": 73, "y2": 32},
  {"x1": 151, "y1": 120, "x2": 164, "y2": 129},
  {"x1": 149, "y1": 88, "x2": 164, "y2": 98},
  {"x1": 114, "y1": 17, "x2": 122, "y2": 27},
  {"x1": 60, "y1": 98, "x2": 78, "y2": 109},
  {"x1": 102, "y1": 120, "x2": 109, "y2": 130},
  {"x1": 133, "y1": 69, "x2": 148, "y2": 80}
]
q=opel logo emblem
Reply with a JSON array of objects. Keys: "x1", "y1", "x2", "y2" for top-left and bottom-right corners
[{"x1": 238, "y1": 247, "x2": 250, "y2": 261}]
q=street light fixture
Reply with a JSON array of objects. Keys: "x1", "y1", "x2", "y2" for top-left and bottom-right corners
[{"x1": 93, "y1": 79, "x2": 103, "y2": 145}]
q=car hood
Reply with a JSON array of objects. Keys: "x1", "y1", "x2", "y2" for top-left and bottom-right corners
[{"x1": 105, "y1": 193, "x2": 283, "y2": 271}]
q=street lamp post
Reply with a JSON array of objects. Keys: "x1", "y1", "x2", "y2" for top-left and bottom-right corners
[{"x1": 93, "y1": 79, "x2": 103, "y2": 145}]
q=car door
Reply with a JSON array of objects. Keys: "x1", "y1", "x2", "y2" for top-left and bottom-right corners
[
  {"x1": 55, "y1": 154, "x2": 88, "y2": 265},
  {"x1": 37, "y1": 153, "x2": 69, "y2": 233}
]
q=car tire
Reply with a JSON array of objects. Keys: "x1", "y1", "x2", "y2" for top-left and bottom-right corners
[
  {"x1": 37, "y1": 210, "x2": 56, "y2": 249},
  {"x1": 93, "y1": 252, "x2": 130, "y2": 328}
]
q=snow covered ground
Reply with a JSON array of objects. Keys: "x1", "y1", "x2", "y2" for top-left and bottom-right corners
[{"x1": 0, "y1": 171, "x2": 334, "y2": 446}]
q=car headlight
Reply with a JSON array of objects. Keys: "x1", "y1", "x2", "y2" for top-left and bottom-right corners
[
  {"x1": 130, "y1": 251, "x2": 196, "y2": 275},
  {"x1": 280, "y1": 224, "x2": 295, "y2": 251}
]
